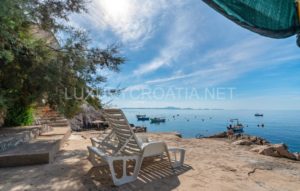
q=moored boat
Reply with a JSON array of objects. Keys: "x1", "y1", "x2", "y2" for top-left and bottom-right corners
[
  {"x1": 136, "y1": 114, "x2": 150, "y2": 121},
  {"x1": 254, "y1": 113, "x2": 264, "y2": 117},
  {"x1": 150, "y1": 117, "x2": 166, "y2": 123},
  {"x1": 227, "y1": 119, "x2": 244, "y2": 133}
]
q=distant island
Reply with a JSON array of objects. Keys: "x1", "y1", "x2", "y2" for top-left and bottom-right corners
[{"x1": 122, "y1": 107, "x2": 224, "y2": 110}]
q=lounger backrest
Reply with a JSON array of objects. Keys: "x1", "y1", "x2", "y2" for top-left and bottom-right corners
[{"x1": 103, "y1": 109, "x2": 142, "y2": 156}]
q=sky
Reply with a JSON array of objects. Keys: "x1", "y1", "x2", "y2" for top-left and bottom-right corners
[{"x1": 71, "y1": 0, "x2": 300, "y2": 110}]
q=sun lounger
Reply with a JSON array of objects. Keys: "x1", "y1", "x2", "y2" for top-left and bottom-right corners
[{"x1": 88, "y1": 109, "x2": 182, "y2": 186}]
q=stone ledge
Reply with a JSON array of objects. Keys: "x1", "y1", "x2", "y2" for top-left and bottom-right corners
[
  {"x1": 0, "y1": 125, "x2": 53, "y2": 153},
  {"x1": 0, "y1": 126, "x2": 71, "y2": 167}
]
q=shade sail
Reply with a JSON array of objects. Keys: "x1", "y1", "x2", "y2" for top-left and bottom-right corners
[{"x1": 202, "y1": 0, "x2": 300, "y2": 39}]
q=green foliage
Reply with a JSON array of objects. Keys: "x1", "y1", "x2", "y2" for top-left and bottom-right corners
[
  {"x1": 86, "y1": 96, "x2": 102, "y2": 110},
  {"x1": 0, "y1": 0, "x2": 125, "y2": 125},
  {"x1": 0, "y1": 93, "x2": 6, "y2": 108},
  {"x1": 5, "y1": 106, "x2": 34, "y2": 126}
]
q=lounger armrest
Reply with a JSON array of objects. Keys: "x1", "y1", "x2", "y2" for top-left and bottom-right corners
[
  {"x1": 136, "y1": 134, "x2": 149, "y2": 143},
  {"x1": 141, "y1": 141, "x2": 168, "y2": 157},
  {"x1": 90, "y1": 137, "x2": 102, "y2": 147}
]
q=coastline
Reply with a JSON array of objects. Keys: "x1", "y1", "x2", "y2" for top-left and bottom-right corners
[
  {"x1": 123, "y1": 109, "x2": 300, "y2": 152},
  {"x1": 203, "y1": 132, "x2": 300, "y2": 161}
]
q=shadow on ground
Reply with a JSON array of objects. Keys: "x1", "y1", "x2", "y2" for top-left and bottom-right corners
[
  {"x1": 85, "y1": 158, "x2": 193, "y2": 191},
  {"x1": 0, "y1": 148, "x2": 192, "y2": 191}
]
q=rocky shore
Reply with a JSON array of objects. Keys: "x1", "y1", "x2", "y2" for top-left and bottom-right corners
[{"x1": 205, "y1": 132, "x2": 300, "y2": 161}]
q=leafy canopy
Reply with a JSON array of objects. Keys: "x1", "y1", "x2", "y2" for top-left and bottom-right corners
[{"x1": 0, "y1": 0, "x2": 125, "y2": 125}]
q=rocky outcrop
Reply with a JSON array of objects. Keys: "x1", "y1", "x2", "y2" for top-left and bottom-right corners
[
  {"x1": 250, "y1": 144, "x2": 299, "y2": 161},
  {"x1": 232, "y1": 140, "x2": 253, "y2": 146},
  {"x1": 206, "y1": 132, "x2": 269, "y2": 146},
  {"x1": 230, "y1": 134, "x2": 269, "y2": 145},
  {"x1": 205, "y1": 131, "x2": 298, "y2": 161},
  {"x1": 69, "y1": 104, "x2": 103, "y2": 131}
]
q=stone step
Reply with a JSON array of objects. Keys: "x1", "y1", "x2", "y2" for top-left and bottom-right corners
[
  {"x1": 39, "y1": 118, "x2": 67, "y2": 121},
  {"x1": 39, "y1": 127, "x2": 70, "y2": 137},
  {"x1": 37, "y1": 120, "x2": 68, "y2": 125},
  {"x1": 40, "y1": 121, "x2": 66, "y2": 124},
  {"x1": 38, "y1": 117, "x2": 66, "y2": 121},
  {"x1": 48, "y1": 123, "x2": 69, "y2": 127},
  {"x1": 0, "y1": 127, "x2": 71, "y2": 167}
]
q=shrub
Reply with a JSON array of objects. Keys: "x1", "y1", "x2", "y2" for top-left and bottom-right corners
[{"x1": 4, "y1": 106, "x2": 34, "y2": 127}]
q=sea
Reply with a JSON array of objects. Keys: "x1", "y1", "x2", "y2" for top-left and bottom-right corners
[{"x1": 123, "y1": 109, "x2": 300, "y2": 152}]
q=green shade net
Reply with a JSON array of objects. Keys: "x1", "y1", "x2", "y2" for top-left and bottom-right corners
[{"x1": 203, "y1": 0, "x2": 300, "y2": 39}]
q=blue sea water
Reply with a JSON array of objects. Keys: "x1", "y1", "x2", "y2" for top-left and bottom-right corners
[{"x1": 123, "y1": 109, "x2": 300, "y2": 152}]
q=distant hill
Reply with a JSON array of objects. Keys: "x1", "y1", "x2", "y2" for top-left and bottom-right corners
[{"x1": 122, "y1": 107, "x2": 224, "y2": 110}]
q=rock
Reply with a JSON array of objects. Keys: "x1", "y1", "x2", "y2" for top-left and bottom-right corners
[
  {"x1": 293, "y1": 153, "x2": 300, "y2": 161},
  {"x1": 261, "y1": 140, "x2": 269, "y2": 145},
  {"x1": 251, "y1": 145, "x2": 280, "y2": 157},
  {"x1": 229, "y1": 133, "x2": 243, "y2": 140},
  {"x1": 250, "y1": 136, "x2": 257, "y2": 142},
  {"x1": 232, "y1": 140, "x2": 253, "y2": 146},
  {"x1": 255, "y1": 139, "x2": 263, "y2": 145},
  {"x1": 273, "y1": 144, "x2": 296, "y2": 160},
  {"x1": 174, "y1": 132, "x2": 182, "y2": 138},
  {"x1": 69, "y1": 104, "x2": 103, "y2": 131},
  {"x1": 251, "y1": 144, "x2": 297, "y2": 160},
  {"x1": 207, "y1": 132, "x2": 228, "y2": 138}
]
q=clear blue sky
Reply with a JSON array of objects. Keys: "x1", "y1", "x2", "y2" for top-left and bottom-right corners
[{"x1": 71, "y1": 0, "x2": 300, "y2": 110}]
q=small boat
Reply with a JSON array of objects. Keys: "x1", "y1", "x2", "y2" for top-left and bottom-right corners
[
  {"x1": 150, "y1": 117, "x2": 166, "y2": 123},
  {"x1": 130, "y1": 123, "x2": 147, "y2": 133},
  {"x1": 254, "y1": 113, "x2": 264, "y2": 117},
  {"x1": 136, "y1": 115, "x2": 150, "y2": 121},
  {"x1": 227, "y1": 119, "x2": 244, "y2": 133}
]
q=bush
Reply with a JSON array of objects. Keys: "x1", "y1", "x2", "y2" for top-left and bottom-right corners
[{"x1": 4, "y1": 106, "x2": 34, "y2": 127}]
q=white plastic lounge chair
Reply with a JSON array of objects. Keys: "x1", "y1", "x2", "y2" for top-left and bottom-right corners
[{"x1": 87, "y1": 109, "x2": 173, "y2": 186}]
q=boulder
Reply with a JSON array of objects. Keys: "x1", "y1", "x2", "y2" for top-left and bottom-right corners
[
  {"x1": 230, "y1": 134, "x2": 269, "y2": 145},
  {"x1": 69, "y1": 104, "x2": 103, "y2": 131},
  {"x1": 273, "y1": 144, "x2": 296, "y2": 160},
  {"x1": 232, "y1": 140, "x2": 253, "y2": 146},
  {"x1": 293, "y1": 153, "x2": 300, "y2": 161},
  {"x1": 251, "y1": 144, "x2": 298, "y2": 160},
  {"x1": 251, "y1": 145, "x2": 281, "y2": 157},
  {"x1": 249, "y1": 136, "x2": 257, "y2": 142}
]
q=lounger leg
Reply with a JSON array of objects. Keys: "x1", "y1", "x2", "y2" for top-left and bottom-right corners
[
  {"x1": 164, "y1": 146, "x2": 174, "y2": 170},
  {"x1": 107, "y1": 156, "x2": 142, "y2": 186},
  {"x1": 87, "y1": 146, "x2": 108, "y2": 167},
  {"x1": 87, "y1": 148, "x2": 98, "y2": 166},
  {"x1": 180, "y1": 150, "x2": 185, "y2": 165}
]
